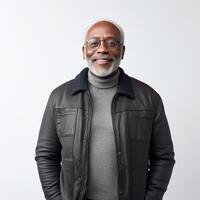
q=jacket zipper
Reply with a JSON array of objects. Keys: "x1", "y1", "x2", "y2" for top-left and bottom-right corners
[
  {"x1": 111, "y1": 93, "x2": 122, "y2": 200},
  {"x1": 81, "y1": 90, "x2": 93, "y2": 197}
]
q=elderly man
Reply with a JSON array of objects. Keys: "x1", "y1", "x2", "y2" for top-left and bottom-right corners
[{"x1": 35, "y1": 20, "x2": 175, "y2": 200}]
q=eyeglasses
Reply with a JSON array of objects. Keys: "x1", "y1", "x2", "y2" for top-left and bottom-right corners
[{"x1": 84, "y1": 38, "x2": 123, "y2": 51}]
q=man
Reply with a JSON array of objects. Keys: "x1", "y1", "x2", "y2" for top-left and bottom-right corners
[{"x1": 35, "y1": 20, "x2": 175, "y2": 200}]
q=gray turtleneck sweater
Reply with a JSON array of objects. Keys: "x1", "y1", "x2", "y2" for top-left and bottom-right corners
[{"x1": 85, "y1": 69, "x2": 120, "y2": 200}]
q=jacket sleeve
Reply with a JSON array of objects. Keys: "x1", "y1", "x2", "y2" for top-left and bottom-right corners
[
  {"x1": 145, "y1": 94, "x2": 175, "y2": 200},
  {"x1": 35, "y1": 92, "x2": 62, "y2": 200}
]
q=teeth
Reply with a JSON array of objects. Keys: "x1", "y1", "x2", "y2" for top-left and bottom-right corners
[{"x1": 96, "y1": 59, "x2": 110, "y2": 64}]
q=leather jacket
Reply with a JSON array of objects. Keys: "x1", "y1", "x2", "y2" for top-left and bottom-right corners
[{"x1": 35, "y1": 67, "x2": 175, "y2": 200}]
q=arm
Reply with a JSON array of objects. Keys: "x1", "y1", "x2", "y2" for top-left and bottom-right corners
[
  {"x1": 35, "y1": 92, "x2": 62, "y2": 200},
  {"x1": 145, "y1": 94, "x2": 175, "y2": 200}
]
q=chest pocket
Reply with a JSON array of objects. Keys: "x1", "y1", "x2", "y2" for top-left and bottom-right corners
[
  {"x1": 55, "y1": 107, "x2": 77, "y2": 138},
  {"x1": 127, "y1": 110, "x2": 154, "y2": 140}
]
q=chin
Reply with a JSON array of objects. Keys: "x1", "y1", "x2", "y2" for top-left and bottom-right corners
[
  {"x1": 87, "y1": 61, "x2": 120, "y2": 77},
  {"x1": 92, "y1": 65, "x2": 114, "y2": 77}
]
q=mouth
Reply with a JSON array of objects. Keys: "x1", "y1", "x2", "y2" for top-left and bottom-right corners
[{"x1": 92, "y1": 57, "x2": 114, "y2": 65}]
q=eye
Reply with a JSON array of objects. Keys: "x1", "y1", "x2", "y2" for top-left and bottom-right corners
[
  {"x1": 106, "y1": 39, "x2": 118, "y2": 48},
  {"x1": 87, "y1": 39, "x2": 99, "y2": 48}
]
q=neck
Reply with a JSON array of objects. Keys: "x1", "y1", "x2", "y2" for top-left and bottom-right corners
[{"x1": 88, "y1": 68, "x2": 120, "y2": 89}]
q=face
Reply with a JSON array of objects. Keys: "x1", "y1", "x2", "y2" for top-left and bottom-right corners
[{"x1": 82, "y1": 21, "x2": 125, "y2": 77}]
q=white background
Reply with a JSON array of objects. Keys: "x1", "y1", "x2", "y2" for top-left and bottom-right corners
[{"x1": 0, "y1": 0, "x2": 199, "y2": 199}]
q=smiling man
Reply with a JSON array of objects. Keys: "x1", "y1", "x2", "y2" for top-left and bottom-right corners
[{"x1": 35, "y1": 20, "x2": 175, "y2": 200}]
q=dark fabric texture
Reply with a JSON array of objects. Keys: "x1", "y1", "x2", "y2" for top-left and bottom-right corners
[{"x1": 35, "y1": 67, "x2": 175, "y2": 200}]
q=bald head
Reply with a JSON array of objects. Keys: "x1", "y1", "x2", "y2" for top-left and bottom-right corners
[{"x1": 85, "y1": 20, "x2": 124, "y2": 44}]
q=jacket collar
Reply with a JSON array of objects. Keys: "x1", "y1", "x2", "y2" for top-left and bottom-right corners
[{"x1": 71, "y1": 67, "x2": 135, "y2": 99}]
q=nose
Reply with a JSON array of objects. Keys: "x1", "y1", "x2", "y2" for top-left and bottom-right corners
[{"x1": 97, "y1": 40, "x2": 109, "y2": 53}]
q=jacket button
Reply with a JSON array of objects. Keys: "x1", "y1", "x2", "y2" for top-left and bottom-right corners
[{"x1": 118, "y1": 151, "x2": 122, "y2": 155}]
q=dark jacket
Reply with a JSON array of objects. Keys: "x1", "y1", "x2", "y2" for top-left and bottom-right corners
[{"x1": 35, "y1": 67, "x2": 175, "y2": 200}]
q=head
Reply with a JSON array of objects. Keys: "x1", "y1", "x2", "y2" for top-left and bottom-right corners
[{"x1": 82, "y1": 20, "x2": 125, "y2": 77}]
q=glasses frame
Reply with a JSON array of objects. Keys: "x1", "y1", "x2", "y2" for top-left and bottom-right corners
[{"x1": 84, "y1": 37, "x2": 123, "y2": 51}]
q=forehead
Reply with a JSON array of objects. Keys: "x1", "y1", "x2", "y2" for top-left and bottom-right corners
[{"x1": 86, "y1": 22, "x2": 121, "y2": 41}]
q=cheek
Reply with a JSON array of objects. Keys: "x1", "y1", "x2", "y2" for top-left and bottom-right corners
[
  {"x1": 85, "y1": 49, "x2": 95, "y2": 58},
  {"x1": 112, "y1": 51, "x2": 122, "y2": 59}
]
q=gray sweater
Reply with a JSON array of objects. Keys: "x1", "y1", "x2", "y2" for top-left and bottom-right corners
[{"x1": 85, "y1": 69, "x2": 120, "y2": 200}]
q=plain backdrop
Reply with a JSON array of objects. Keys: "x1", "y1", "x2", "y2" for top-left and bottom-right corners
[{"x1": 0, "y1": 0, "x2": 199, "y2": 199}]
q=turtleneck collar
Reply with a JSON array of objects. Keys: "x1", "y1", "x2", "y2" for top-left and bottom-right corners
[{"x1": 88, "y1": 68, "x2": 120, "y2": 89}]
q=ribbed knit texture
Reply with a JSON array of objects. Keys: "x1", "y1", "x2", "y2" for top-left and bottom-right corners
[{"x1": 85, "y1": 69, "x2": 120, "y2": 200}]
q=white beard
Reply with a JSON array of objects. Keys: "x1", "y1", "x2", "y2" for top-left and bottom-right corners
[{"x1": 86, "y1": 59, "x2": 121, "y2": 77}]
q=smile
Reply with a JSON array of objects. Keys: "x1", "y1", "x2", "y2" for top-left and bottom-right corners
[{"x1": 94, "y1": 59, "x2": 112, "y2": 65}]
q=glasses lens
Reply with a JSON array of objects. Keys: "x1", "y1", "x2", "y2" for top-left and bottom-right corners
[
  {"x1": 86, "y1": 38, "x2": 120, "y2": 50},
  {"x1": 87, "y1": 38, "x2": 100, "y2": 50},
  {"x1": 106, "y1": 39, "x2": 118, "y2": 48}
]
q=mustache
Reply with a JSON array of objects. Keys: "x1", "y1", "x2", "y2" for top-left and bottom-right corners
[{"x1": 92, "y1": 55, "x2": 114, "y2": 61}]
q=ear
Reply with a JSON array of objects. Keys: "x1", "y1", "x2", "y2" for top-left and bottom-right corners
[
  {"x1": 82, "y1": 46, "x2": 85, "y2": 60},
  {"x1": 121, "y1": 45, "x2": 125, "y2": 59}
]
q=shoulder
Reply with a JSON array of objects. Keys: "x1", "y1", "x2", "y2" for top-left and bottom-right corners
[
  {"x1": 47, "y1": 78, "x2": 75, "y2": 106},
  {"x1": 128, "y1": 74, "x2": 159, "y2": 94},
  {"x1": 127, "y1": 74, "x2": 163, "y2": 108}
]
